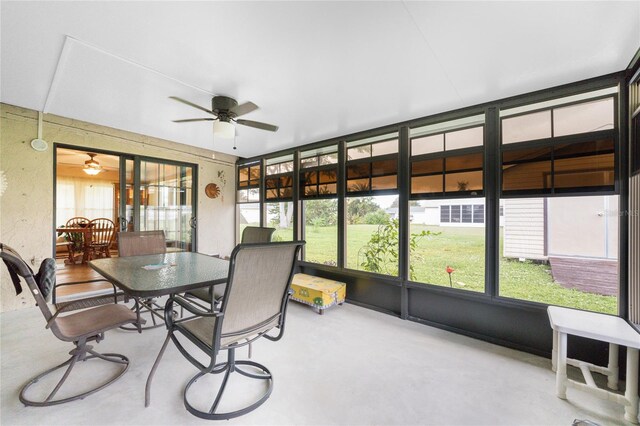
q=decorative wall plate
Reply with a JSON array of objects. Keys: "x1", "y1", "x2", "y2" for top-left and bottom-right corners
[{"x1": 205, "y1": 183, "x2": 221, "y2": 199}]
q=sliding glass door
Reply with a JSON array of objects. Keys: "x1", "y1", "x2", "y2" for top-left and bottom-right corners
[
  {"x1": 55, "y1": 146, "x2": 197, "y2": 255},
  {"x1": 137, "y1": 159, "x2": 196, "y2": 252}
]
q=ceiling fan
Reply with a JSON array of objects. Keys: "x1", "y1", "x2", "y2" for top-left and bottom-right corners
[{"x1": 170, "y1": 95, "x2": 278, "y2": 147}]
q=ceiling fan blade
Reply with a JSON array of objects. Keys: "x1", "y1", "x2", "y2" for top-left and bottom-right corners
[
  {"x1": 169, "y1": 96, "x2": 216, "y2": 116},
  {"x1": 231, "y1": 101, "x2": 259, "y2": 117},
  {"x1": 172, "y1": 118, "x2": 215, "y2": 123},
  {"x1": 236, "y1": 119, "x2": 279, "y2": 132}
]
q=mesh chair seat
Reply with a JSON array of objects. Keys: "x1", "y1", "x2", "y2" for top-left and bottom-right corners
[
  {"x1": 184, "y1": 284, "x2": 226, "y2": 304},
  {"x1": 180, "y1": 315, "x2": 279, "y2": 350},
  {"x1": 55, "y1": 304, "x2": 138, "y2": 342}
]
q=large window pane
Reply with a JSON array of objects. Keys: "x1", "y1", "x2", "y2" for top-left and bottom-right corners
[
  {"x1": 553, "y1": 139, "x2": 615, "y2": 190},
  {"x1": 445, "y1": 126, "x2": 483, "y2": 150},
  {"x1": 444, "y1": 153, "x2": 483, "y2": 193},
  {"x1": 411, "y1": 158, "x2": 444, "y2": 195},
  {"x1": 238, "y1": 203, "x2": 260, "y2": 239},
  {"x1": 553, "y1": 97, "x2": 614, "y2": 137},
  {"x1": 411, "y1": 175, "x2": 443, "y2": 195},
  {"x1": 347, "y1": 145, "x2": 371, "y2": 160},
  {"x1": 371, "y1": 139, "x2": 398, "y2": 156},
  {"x1": 499, "y1": 196, "x2": 618, "y2": 314},
  {"x1": 409, "y1": 199, "x2": 485, "y2": 292},
  {"x1": 502, "y1": 146, "x2": 553, "y2": 191},
  {"x1": 303, "y1": 199, "x2": 338, "y2": 266},
  {"x1": 412, "y1": 134, "x2": 444, "y2": 156},
  {"x1": 266, "y1": 202, "x2": 294, "y2": 241},
  {"x1": 346, "y1": 195, "x2": 397, "y2": 275},
  {"x1": 502, "y1": 110, "x2": 552, "y2": 144}
]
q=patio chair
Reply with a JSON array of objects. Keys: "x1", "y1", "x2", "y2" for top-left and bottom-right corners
[
  {"x1": 146, "y1": 241, "x2": 304, "y2": 419},
  {"x1": 118, "y1": 230, "x2": 167, "y2": 330},
  {"x1": 0, "y1": 243, "x2": 138, "y2": 406},
  {"x1": 240, "y1": 226, "x2": 277, "y2": 243},
  {"x1": 88, "y1": 218, "x2": 116, "y2": 259},
  {"x1": 184, "y1": 226, "x2": 276, "y2": 306},
  {"x1": 118, "y1": 230, "x2": 167, "y2": 257}
]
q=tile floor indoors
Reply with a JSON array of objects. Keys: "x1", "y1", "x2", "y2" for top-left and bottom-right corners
[{"x1": 0, "y1": 300, "x2": 634, "y2": 425}]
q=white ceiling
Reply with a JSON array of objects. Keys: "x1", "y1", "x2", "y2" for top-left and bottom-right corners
[{"x1": 2, "y1": 2, "x2": 639, "y2": 158}]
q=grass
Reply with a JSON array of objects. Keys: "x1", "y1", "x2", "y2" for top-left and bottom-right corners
[{"x1": 274, "y1": 223, "x2": 617, "y2": 315}]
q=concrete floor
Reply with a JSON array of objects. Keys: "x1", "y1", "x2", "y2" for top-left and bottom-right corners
[{"x1": 0, "y1": 301, "x2": 634, "y2": 425}]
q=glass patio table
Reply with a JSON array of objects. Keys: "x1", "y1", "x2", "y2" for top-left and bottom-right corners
[
  {"x1": 89, "y1": 251, "x2": 229, "y2": 406},
  {"x1": 89, "y1": 251, "x2": 229, "y2": 298}
]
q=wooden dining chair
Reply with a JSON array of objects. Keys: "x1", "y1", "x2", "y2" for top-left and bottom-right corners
[
  {"x1": 63, "y1": 216, "x2": 90, "y2": 263},
  {"x1": 88, "y1": 218, "x2": 116, "y2": 259}
]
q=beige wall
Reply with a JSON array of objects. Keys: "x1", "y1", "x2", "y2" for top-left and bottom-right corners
[
  {"x1": 547, "y1": 195, "x2": 619, "y2": 259},
  {"x1": 502, "y1": 198, "x2": 546, "y2": 260},
  {"x1": 0, "y1": 103, "x2": 237, "y2": 312}
]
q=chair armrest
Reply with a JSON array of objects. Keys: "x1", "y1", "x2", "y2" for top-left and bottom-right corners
[
  {"x1": 164, "y1": 294, "x2": 223, "y2": 328},
  {"x1": 53, "y1": 279, "x2": 119, "y2": 304}
]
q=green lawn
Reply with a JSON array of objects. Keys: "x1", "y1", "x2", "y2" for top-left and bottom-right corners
[{"x1": 290, "y1": 223, "x2": 617, "y2": 314}]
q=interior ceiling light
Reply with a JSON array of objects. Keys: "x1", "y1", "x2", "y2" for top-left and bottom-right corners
[
  {"x1": 212, "y1": 120, "x2": 235, "y2": 139},
  {"x1": 83, "y1": 153, "x2": 102, "y2": 175}
]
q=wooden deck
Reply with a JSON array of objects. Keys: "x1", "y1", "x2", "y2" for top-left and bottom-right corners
[{"x1": 549, "y1": 256, "x2": 618, "y2": 296}]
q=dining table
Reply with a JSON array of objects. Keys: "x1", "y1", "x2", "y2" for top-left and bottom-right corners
[{"x1": 89, "y1": 251, "x2": 229, "y2": 406}]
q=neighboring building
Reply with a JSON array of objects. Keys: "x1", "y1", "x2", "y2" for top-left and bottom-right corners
[
  {"x1": 386, "y1": 198, "x2": 503, "y2": 228},
  {"x1": 502, "y1": 195, "x2": 619, "y2": 296},
  {"x1": 502, "y1": 198, "x2": 547, "y2": 261},
  {"x1": 502, "y1": 196, "x2": 619, "y2": 262}
]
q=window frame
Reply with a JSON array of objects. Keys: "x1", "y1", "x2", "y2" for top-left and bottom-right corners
[
  {"x1": 345, "y1": 135, "x2": 399, "y2": 197},
  {"x1": 499, "y1": 94, "x2": 619, "y2": 198}
]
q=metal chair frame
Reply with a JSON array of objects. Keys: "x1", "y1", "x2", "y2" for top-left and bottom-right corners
[
  {"x1": 0, "y1": 243, "x2": 137, "y2": 406},
  {"x1": 145, "y1": 241, "x2": 304, "y2": 420},
  {"x1": 117, "y1": 230, "x2": 168, "y2": 331}
]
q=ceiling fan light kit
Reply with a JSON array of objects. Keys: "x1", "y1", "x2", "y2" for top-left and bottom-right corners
[
  {"x1": 83, "y1": 153, "x2": 102, "y2": 175},
  {"x1": 170, "y1": 95, "x2": 278, "y2": 149},
  {"x1": 213, "y1": 120, "x2": 234, "y2": 139}
]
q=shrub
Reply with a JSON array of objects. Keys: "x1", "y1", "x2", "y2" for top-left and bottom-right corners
[
  {"x1": 360, "y1": 218, "x2": 439, "y2": 279},
  {"x1": 363, "y1": 210, "x2": 390, "y2": 225}
]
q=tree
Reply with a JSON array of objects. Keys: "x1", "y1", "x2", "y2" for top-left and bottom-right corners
[
  {"x1": 390, "y1": 197, "x2": 420, "y2": 208},
  {"x1": 347, "y1": 197, "x2": 382, "y2": 224},
  {"x1": 304, "y1": 199, "x2": 338, "y2": 227},
  {"x1": 268, "y1": 202, "x2": 293, "y2": 228}
]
